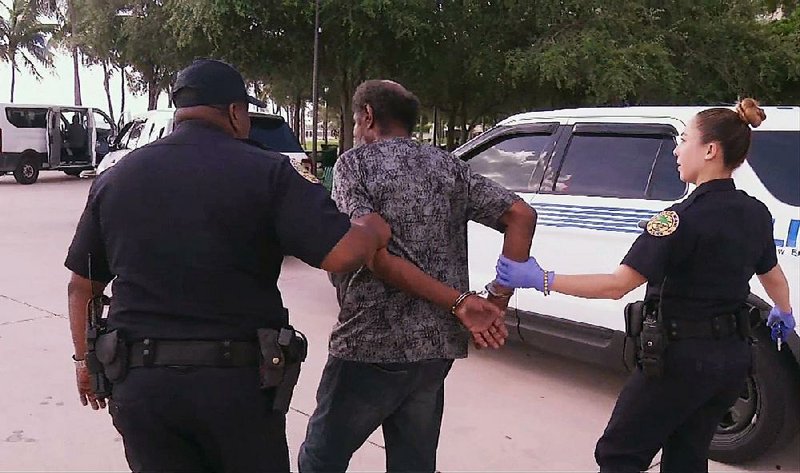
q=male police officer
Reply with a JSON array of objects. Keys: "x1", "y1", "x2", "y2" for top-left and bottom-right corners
[{"x1": 66, "y1": 59, "x2": 391, "y2": 472}]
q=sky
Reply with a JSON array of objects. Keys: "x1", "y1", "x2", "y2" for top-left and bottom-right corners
[{"x1": 0, "y1": 51, "x2": 170, "y2": 123}]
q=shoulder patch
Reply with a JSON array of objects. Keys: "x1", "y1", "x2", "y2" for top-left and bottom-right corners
[
  {"x1": 646, "y1": 210, "x2": 679, "y2": 237},
  {"x1": 290, "y1": 160, "x2": 320, "y2": 184}
]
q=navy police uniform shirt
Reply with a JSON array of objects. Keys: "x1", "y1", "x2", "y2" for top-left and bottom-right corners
[
  {"x1": 65, "y1": 120, "x2": 351, "y2": 340},
  {"x1": 622, "y1": 178, "x2": 777, "y2": 320}
]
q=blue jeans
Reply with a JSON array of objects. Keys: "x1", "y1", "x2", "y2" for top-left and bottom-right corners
[{"x1": 299, "y1": 356, "x2": 454, "y2": 473}]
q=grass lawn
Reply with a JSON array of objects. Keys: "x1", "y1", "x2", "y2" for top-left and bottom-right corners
[{"x1": 303, "y1": 139, "x2": 339, "y2": 152}]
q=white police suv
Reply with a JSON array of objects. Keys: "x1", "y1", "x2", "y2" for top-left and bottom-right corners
[
  {"x1": 457, "y1": 106, "x2": 800, "y2": 463},
  {"x1": 97, "y1": 110, "x2": 308, "y2": 175}
]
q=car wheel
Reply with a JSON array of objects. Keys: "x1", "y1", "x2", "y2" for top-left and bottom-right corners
[
  {"x1": 63, "y1": 169, "x2": 82, "y2": 177},
  {"x1": 709, "y1": 326, "x2": 800, "y2": 463},
  {"x1": 13, "y1": 156, "x2": 39, "y2": 185}
]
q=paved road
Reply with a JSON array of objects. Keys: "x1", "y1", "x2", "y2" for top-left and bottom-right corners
[{"x1": 0, "y1": 174, "x2": 797, "y2": 472}]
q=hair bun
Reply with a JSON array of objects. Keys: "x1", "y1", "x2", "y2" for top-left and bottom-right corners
[{"x1": 736, "y1": 98, "x2": 766, "y2": 128}]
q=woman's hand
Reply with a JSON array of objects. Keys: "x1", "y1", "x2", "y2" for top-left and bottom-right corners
[{"x1": 495, "y1": 255, "x2": 553, "y2": 292}]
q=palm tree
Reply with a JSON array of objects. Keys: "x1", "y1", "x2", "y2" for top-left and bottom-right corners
[{"x1": 0, "y1": 0, "x2": 55, "y2": 102}]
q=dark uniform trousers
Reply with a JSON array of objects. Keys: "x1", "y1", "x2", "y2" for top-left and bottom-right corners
[
  {"x1": 595, "y1": 337, "x2": 752, "y2": 473},
  {"x1": 109, "y1": 366, "x2": 289, "y2": 473}
]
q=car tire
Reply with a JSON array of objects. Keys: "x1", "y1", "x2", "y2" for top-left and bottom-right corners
[
  {"x1": 63, "y1": 169, "x2": 82, "y2": 177},
  {"x1": 13, "y1": 156, "x2": 39, "y2": 185},
  {"x1": 709, "y1": 326, "x2": 800, "y2": 463}
]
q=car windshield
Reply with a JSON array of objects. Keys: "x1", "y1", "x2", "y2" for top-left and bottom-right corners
[
  {"x1": 747, "y1": 131, "x2": 800, "y2": 206},
  {"x1": 249, "y1": 116, "x2": 304, "y2": 153}
]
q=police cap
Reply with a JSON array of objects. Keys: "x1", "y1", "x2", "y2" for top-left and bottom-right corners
[{"x1": 172, "y1": 59, "x2": 267, "y2": 109}]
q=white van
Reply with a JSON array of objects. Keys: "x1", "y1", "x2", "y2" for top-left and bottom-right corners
[
  {"x1": 97, "y1": 110, "x2": 308, "y2": 175},
  {"x1": 0, "y1": 104, "x2": 115, "y2": 184},
  {"x1": 456, "y1": 106, "x2": 800, "y2": 463}
]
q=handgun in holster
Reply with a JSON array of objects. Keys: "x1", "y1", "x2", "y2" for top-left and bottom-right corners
[{"x1": 257, "y1": 326, "x2": 308, "y2": 413}]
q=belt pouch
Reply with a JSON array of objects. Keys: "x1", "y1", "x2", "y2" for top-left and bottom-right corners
[{"x1": 96, "y1": 330, "x2": 128, "y2": 383}]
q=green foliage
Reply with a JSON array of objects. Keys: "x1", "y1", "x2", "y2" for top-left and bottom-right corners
[
  {"x1": 37, "y1": 0, "x2": 800, "y2": 142},
  {"x1": 0, "y1": 0, "x2": 56, "y2": 100}
]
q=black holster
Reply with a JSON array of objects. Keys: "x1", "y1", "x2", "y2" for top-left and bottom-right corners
[
  {"x1": 624, "y1": 300, "x2": 666, "y2": 378},
  {"x1": 257, "y1": 326, "x2": 308, "y2": 413}
]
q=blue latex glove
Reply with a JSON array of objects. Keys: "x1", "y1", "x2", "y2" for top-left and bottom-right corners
[
  {"x1": 767, "y1": 306, "x2": 795, "y2": 342},
  {"x1": 495, "y1": 255, "x2": 555, "y2": 292}
]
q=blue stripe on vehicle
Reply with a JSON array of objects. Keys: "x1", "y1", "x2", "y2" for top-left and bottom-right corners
[
  {"x1": 537, "y1": 210, "x2": 649, "y2": 221},
  {"x1": 538, "y1": 221, "x2": 643, "y2": 234},
  {"x1": 532, "y1": 202, "x2": 656, "y2": 213},
  {"x1": 539, "y1": 215, "x2": 644, "y2": 227},
  {"x1": 531, "y1": 203, "x2": 653, "y2": 234}
]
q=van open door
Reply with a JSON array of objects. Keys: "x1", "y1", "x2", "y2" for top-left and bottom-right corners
[
  {"x1": 46, "y1": 108, "x2": 61, "y2": 169},
  {"x1": 87, "y1": 110, "x2": 97, "y2": 167}
]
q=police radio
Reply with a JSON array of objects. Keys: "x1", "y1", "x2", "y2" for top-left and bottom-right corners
[
  {"x1": 85, "y1": 255, "x2": 112, "y2": 399},
  {"x1": 639, "y1": 278, "x2": 668, "y2": 378}
]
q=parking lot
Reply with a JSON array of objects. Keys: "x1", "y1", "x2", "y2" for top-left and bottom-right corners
[{"x1": 0, "y1": 174, "x2": 797, "y2": 472}]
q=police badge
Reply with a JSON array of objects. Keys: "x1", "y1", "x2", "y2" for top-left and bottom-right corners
[{"x1": 646, "y1": 210, "x2": 679, "y2": 237}]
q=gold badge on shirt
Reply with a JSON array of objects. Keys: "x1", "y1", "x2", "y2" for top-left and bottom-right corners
[
  {"x1": 290, "y1": 160, "x2": 320, "y2": 184},
  {"x1": 646, "y1": 210, "x2": 679, "y2": 237}
]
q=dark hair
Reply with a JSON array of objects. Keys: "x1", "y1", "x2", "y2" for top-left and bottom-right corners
[
  {"x1": 352, "y1": 80, "x2": 420, "y2": 134},
  {"x1": 694, "y1": 98, "x2": 766, "y2": 169}
]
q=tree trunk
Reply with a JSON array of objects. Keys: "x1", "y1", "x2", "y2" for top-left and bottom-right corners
[
  {"x1": 72, "y1": 48, "x2": 82, "y2": 106},
  {"x1": 459, "y1": 103, "x2": 469, "y2": 145},
  {"x1": 119, "y1": 65, "x2": 126, "y2": 124},
  {"x1": 71, "y1": 1, "x2": 82, "y2": 107},
  {"x1": 10, "y1": 57, "x2": 16, "y2": 102},
  {"x1": 323, "y1": 104, "x2": 328, "y2": 144},
  {"x1": 339, "y1": 77, "x2": 354, "y2": 152},
  {"x1": 166, "y1": 83, "x2": 173, "y2": 108},
  {"x1": 446, "y1": 106, "x2": 458, "y2": 150},
  {"x1": 102, "y1": 60, "x2": 115, "y2": 124},
  {"x1": 292, "y1": 94, "x2": 302, "y2": 140},
  {"x1": 301, "y1": 102, "x2": 307, "y2": 148},
  {"x1": 147, "y1": 71, "x2": 159, "y2": 110}
]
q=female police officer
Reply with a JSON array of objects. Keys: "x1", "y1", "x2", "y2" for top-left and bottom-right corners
[{"x1": 494, "y1": 99, "x2": 795, "y2": 473}]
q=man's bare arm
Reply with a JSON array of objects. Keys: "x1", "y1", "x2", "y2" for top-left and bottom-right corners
[
  {"x1": 491, "y1": 201, "x2": 537, "y2": 307},
  {"x1": 68, "y1": 273, "x2": 107, "y2": 359},
  {"x1": 68, "y1": 272, "x2": 108, "y2": 410},
  {"x1": 369, "y1": 248, "x2": 505, "y2": 348},
  {"x1": 319, "y1": 213, "x2": 390, "y2": 273}
]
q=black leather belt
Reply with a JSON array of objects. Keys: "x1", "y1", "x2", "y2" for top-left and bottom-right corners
[
  {"x1": 128, "y1": 339, "x2": 260, "y2": 368},
  {"x1": 665, "y1": 313, "x2": 741, "y2": 341}
]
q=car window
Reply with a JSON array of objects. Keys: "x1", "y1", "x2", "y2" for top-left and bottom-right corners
[
  {"x1": 6, "y1": 107, "x2": 48, "y2": 128},
  {"x1": 647, "y1": 138, "x2": 686, "y2": 200},
  {"x1": 249, "y1": 116, "x2": 304, "y2": 152},
  {"x1": 92, "y1": 111, "x2": 114, "y2": 133},
  {"x1": 747, "y1": 131, "x2": 800, "y2": 206},
  {"x1": 122, "y1": 120, "x2": 146, "y2": 149},
  {"x1": 554, "y1": 132, "x2": 675, "y2": 199},
  {"x1": 466, "y1": 134, "x2": 555, "y2": 192}
]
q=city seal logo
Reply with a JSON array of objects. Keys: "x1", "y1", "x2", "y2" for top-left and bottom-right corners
[
  {"x1": 290, "y1": 160, "x2": 320, "y2": 184},
  {"x1": 646, "y1": 210, "x2": 679, "y2": 237}
]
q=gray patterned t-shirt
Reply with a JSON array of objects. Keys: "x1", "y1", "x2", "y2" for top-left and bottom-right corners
[{"x1": 329, "y1": 137, "x2": 520, "y2": 363}]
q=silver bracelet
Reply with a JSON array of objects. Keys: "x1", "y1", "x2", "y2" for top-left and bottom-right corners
[{"x1": 542, "y1": 271, "x2": 551, "y2": 296}]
